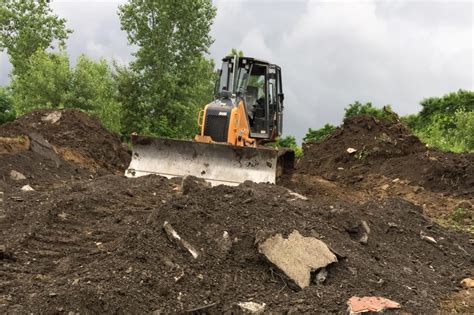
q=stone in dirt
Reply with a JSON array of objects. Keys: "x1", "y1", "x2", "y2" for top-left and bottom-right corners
[
  {"x1": 10, "y1": 170, "x2": 26, "y2": 180},
  {"x1": 347, "y1": 296, "x2": 400, "y2": 314},
  {"x1": 21, "y1": 185, "x2": 34, "y2": 192},
  {"x1": 41, "y1": 111, "x2": 62, "y2": 124},
  {"x1": 163, "y1": 221, "x2": 199, "y2": 259},
  {"x1": 460, "y1": 278, "x2": 474, "y2": 289},
  {"x1": 237, "y1": 301, "x2": 266, "y2": 313},
  {"x1": 257, "y1": 230, "x2": 337, "y2": 289}
]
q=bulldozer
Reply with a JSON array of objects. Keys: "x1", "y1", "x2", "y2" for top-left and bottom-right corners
[{"x1": 125, "y1": 55, "x2": 294, "y2": 186}]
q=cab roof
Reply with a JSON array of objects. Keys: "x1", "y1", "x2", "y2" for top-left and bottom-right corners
[{"x1": 222, "y1": 55, "x2": 277, "y2": 67}]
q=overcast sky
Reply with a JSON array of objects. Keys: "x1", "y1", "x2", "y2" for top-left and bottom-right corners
[{"x1": 0, "y1": 0, "x2": 472, "y2": 141}]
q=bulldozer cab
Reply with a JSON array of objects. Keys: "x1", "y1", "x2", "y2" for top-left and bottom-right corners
[{"x1": 216, "y1": 56, "x2": 284, "y2": 140}]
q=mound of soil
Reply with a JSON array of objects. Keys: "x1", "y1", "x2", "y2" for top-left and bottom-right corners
[
  {"x1": 298, "y1": 115, "x2": 474, "y2": 196},
  {"x1": 0, "y1": 109, "x2": 130, "y2": 173},
  {"x1": 1, "y1": 176, "x2": 472, "y2": 314}
]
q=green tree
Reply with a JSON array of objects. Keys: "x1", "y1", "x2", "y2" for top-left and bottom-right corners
[
  {"x1": 405, "y1": 90, "x2": 474, "y2": 153},
  {"x1": 228, "y1": 48, "x2": 244, "y2": 57},
  {"x1": 11, "y1": 50, "x2": 71, "y2": 113},
  {"x1": 118, "y1": 0, "x2": 216, "y2": 138},
  {"x1": 344, "y1": 101, "x2": 398, "y2": 121},
  {"x1": 418, "y1": 89, "x2": 474, "y2": 125},
  {"x1": 11, "y1": 50, "x2": 122, "y2": 133},
  {"x1": 303, "y1": 123, "x2": 336, "y2": 143},
  {"x1": 68, "y1": 55, "x2": 122, "y2": 133},
  {"x1": 0, "y1": 86, "x2": 15, "y2": 124},
  {"x1": 0, "y1": 0, "x2": 71, "y2": 75},
  {"x1": 114, "y1": 63, "x2": 146, "y2": 135},
  {"x1": 274, "y1": 135, "x2": 302, "y2": 157}
]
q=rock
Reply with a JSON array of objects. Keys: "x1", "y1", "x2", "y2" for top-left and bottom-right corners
[
  {"x1": 237, "y1": 301, "x2": 266, "y2": 314},
  {"x1": 287, "y1": 190, "x2": 308, "y2": 201},
  {"x1": 258, "y1": 230, "x2": 337, "y2": 289},
  {"x1": 218, "y1": 230, "x2": 232, "y2": 254},
  {"x1": 314, "y1": 267, "x2": 328, "y2": 285},
  {"x1": 10, "y1": 170, "x2": 26, "y2": 181},
  {"x1": 42, "y1": 111, "x2": 62, "y2": 124},
  {"x1": 347, "y1": 296, "x2": 400, "y2": 314},
  {"x1": 420, "y1": 231, "x2": 437, "y2": 244},
  {"x1": 359, "y1": 221, "x2": 370, "y2": 245},
  {"x1": 163, "y1": 221, "x2": 199, "y2": 259},
  {"x1": 21, "y1": 185, "x2": 34, "y2": 192},
  {"x1": 460, "y1": 278, "x2": 474, "y2": 288},
  {"x1": 380, "y1": 184, "x2": 390, "y2": 191}
]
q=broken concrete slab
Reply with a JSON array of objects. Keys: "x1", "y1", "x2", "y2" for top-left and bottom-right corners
[
  {"x1": 258, "y1": 230, "x2": 337, "y2": 289},
  {"x1": 10, "y1": 170, "x2": 26, "y2": 181},
  {"x1": 347, "y1": 296, "x2": 400, "y2": 314},
  {"x1": 236, "y1": 301, "x2": 266, "y2": 314},
  {"x1": 163, "y1": 221, "x2": 199, "y2": 259}
]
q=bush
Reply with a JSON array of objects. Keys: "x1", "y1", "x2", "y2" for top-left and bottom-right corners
[
  {"x1": 274, "y1": 135, "x2": 302, "y2": 157},
  {"x1": 0, "y1": 87, "x2": 15, "y2": 124},
  {"x1": 303, "y1": 124, "x2": 336, "y2": 143},
  {"x1": 344, "y1": 101, "x2": 398, "y2": 121}
]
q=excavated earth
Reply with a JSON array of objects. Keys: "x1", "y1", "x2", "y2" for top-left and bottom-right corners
[{"x1": 1, "y1": 110, "x2": 473, "y2": 314}]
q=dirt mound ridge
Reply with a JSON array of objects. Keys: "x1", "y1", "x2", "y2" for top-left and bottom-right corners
[
  {"x1": 0, "y1": 109, "x2": 130, "y2": 172},
  {"x1": 298, "y1": 115, "x2": 474, "y2": 195},
  {"x1": 1, "y1": 176, "x2": 472, "y2": 313}
]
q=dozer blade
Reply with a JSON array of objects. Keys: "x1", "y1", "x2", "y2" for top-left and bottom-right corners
[{"x1": 125, "y1": 136, "x2": 283, "y2": 186}]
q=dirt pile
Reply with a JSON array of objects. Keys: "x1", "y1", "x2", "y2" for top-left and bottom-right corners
[
  {"x1": 0, "y1": 109, "x2": 130, "y2": 173},
  {"x1": 297, "y1": 115, "x2": 474, "y2": 196},
  {"x1": 1, "y1": 176, "x2": 472, "y2": 313}
]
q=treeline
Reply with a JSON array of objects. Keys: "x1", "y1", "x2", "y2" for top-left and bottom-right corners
[
  {"x1": 0, "y1": 0, "x2": 216, "y2": 138},
  {"x1": 278, "y1": 90, "x2": 474, "y2": 155},
  {"x1": 1, "y1": 1, "x2": 472, "y2": 154}
]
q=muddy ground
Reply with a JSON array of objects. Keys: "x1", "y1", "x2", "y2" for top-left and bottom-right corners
[{"x1": 1, "y1": 110, "x2": 473, "y2": 314}]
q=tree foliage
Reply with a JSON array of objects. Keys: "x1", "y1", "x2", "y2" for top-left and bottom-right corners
[
  {"x1": 0, "y1": 86, "x2": 15, "y2": 124},
  {"x1": 118, "y1": 0, "x2": 216, "y2": 138},
  {"x1": 11, "y1": 50, "x2": 122, "y2": 133},
  {"x1": 228, "y1": 48, "x2": 244, "y2": 57},
  {"x1": 344, "y1": 101, "x2": 399, "y2": 121},
  {"x1": 0, "y1": 0, "x2": 71, "y2": 75},
  {"x1": 404, "y1": 90, "x2": 474, "y2": 153},
  {"x1": 303, "y1": 123, "x2": 336, "y2": 143},
  {"x1": 274, "y1": 135, "x2": 302, "y2": 157}
]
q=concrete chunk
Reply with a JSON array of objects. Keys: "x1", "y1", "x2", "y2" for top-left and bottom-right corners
[
  {"x1": 258, "y1": 230, "x2": 337, "y2": 289},
  {"x1": 10, "y1": 170, "x2": 26, "y2": 181},
  {"x1": 347, "y1": 296, "x2": 400, "y2": 314},
  {"x1": 237, "y1": 302, "x2": 266, "y2": 314}
]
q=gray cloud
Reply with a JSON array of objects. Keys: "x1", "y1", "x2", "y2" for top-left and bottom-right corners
[{"x1": 1, "y1": 0, "x2": 472, "y2": 142}]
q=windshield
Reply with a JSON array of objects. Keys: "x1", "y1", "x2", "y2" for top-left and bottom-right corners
[{"x1": 234, "y1": 67, "x2": 249, "y2": 95}]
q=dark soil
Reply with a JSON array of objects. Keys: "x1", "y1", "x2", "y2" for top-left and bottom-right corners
[
  {"x1": 0, "y1": 109, "x2": 130, "y2": 173},
  {"x1": 1, "y1": 176, "x2": 472, "y2": 313},
  {"x1": 1, "y1": 111, "x2": 473, "y2": 314},
  {"x1": 298, "y1": 115, "x2": 474, "y2": 196}
]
